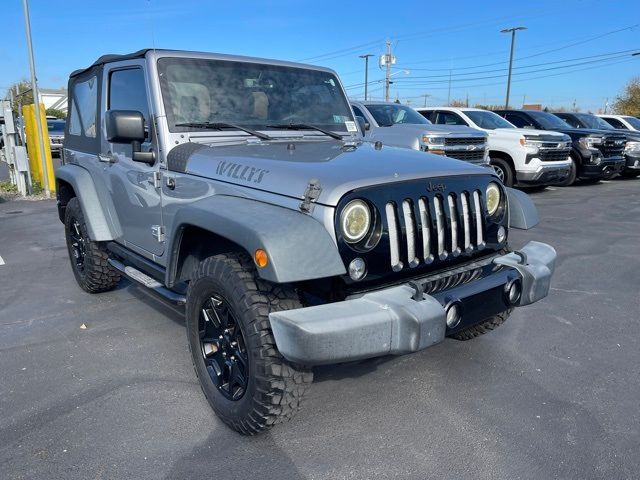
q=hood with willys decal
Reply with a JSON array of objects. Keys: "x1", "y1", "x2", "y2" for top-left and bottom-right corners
[{"x1": 168, "y1": 139, "x2": 495, "y2": 207}]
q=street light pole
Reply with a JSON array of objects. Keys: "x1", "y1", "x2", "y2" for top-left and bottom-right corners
[
  {"x1": 359, "y1": 54, "x2": 374, "y2": 101},
  {"x1": 501, "y1": 26, "x2": 527, "y2": 109},
  {"x1": 22, "y1": 0, "x2": 50, "y2": 196}
]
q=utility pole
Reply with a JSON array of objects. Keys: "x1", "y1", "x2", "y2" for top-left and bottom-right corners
[
  {"x1": 603, "y1": 98, "x2": 609, "y2": 114},
  {"x1": 447, "y1": 70, "x2": 452, "y2": 105},
  {"x1": 501, "y1": 26, "x2": 527, "y2": 109},
  {"x1": 465, "y1": 93, "x2": 469, "y2": 107},
  {"x1": 359, "y1": 54, "x2": 374, "y2": 101},
  {"x1": 423, "y1": 94, "x2": 430, "y2": 107},
  {"x1": 522, "y1": 94, "x2": 526, "y2": 107},
  {"x1": 383, "y1": 40, "x2": 394, "y2": 102},
  {"x1": 572, "y1": 99, "x2": 577, "y2": 112},
  {"x1": 22, "y1": 0, "x2": 50, "y2": 197}
]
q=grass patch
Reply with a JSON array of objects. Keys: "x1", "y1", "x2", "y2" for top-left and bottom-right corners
[{"x1": 0, "y1": 180, "x2": 18, "y2": 194}]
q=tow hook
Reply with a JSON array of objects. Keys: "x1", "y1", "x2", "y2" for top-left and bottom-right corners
[{"x1": 408, "y1": 280, "x2": 425, "y2": 301}]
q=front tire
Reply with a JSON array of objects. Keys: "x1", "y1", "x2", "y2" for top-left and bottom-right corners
[
  {"x1": 186, "y1": 253, "x2": 313, "y2": 435},
  {"x1": 450, "y1": 309, "x2": 513, "y2": 341},
  {"x1": 490, "y1": 158, "x2": 515, "y2": 187},
  {"x1": 557, "y1": 155, "x2": 578, "y2": 186},
  {"x1": 64, "y1": 198, "x2": 120, "y2": 293}
]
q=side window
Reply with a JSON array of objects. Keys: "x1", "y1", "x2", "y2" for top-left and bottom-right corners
[
  {"x1": 68, "y1": 76, "x2": 98, "y2": 138},
  {"x1": 561, "y1": 116, "x2": 581, "y2": 128},
  {"x1": 505, "y1": 114, "x2": 531, "y2": 128},
  {"x1": 109, "y1": 68, "x2": 150, "y2": 121},
  {"x1": 352, "y1": 106, "x2": 366, "y2": 119},
  {"x1": 605, "y1": 118, "x2": 626, "y2": 129},
  {"x1": 436, "y1": 111, "x2": 467, "y2": 126}
]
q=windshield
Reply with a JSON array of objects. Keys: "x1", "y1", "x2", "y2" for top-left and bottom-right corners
[
  {"x1": 574, "y1": 113, "x2": 614, "y2": 130},
  {"x1": 364, "y1": 104, "x2": 429, "y2": 126},
  {"x1": 465, "y1": 110, "x2": 514, "y2": 130},
  {"x1": 157, "y1": 57, "x2": 354, "y2": 133},
  {"x1": 623, "y1": 116, "x2": 640, "y2": 129},
  {"x1": 47, "y1": 121, "x2": 65, "y2": 133},
  {"x1": 528, "y1": 111, "x2": 572, "y2": 130}
]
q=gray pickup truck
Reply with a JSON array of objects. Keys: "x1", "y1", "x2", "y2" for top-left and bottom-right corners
[
  {"x1": 351, "y1": 101, "x2": 490, "y2": 166},
  {"x1": 56, "y1": 49, "x2": 556, "y2": 435}
]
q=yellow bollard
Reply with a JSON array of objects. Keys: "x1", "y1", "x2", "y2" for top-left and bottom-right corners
[{"x1": 22, "y1": 103, "x2": 56, "y2": 194}]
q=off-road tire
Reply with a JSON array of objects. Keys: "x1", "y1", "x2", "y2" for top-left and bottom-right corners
[
  {"x1": 186, "y1": 252, "x2": 313, "y2": 435},
  {"x1": 64, "y1": 197, "x2": 120, "y2": 293},
  {"x1": 490, "y1": 158, "x2": 515, "y2": 187},
  {"x1": 450, "y1": 309, "x2": 513, "y2": 341},
  {"x1": 558, "y1": 155, "x2": 578, "y2": 186}
]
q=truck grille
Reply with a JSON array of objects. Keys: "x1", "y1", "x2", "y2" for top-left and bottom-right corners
[
  {"x1": 539, "y1": 148, "x2": 570, "y2": 162},
  {"x1": 384, "y1": 191, "x2": 486, "y2": 272},
  {"x1": 599, "y1": 136, "x2": 626, "y2": 158},
  {"x1": 446, "y1": 150, "x2": 486, "y2": 162},
  {"x1": 444, "y1": 137, "x2": 485, "y2": 146}
]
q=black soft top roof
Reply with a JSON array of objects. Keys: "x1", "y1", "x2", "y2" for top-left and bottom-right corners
[{"x1": 69, "y1": 48, "x2": 154, "y2": 78}]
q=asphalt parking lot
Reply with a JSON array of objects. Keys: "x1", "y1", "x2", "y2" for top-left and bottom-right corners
[{"x1": 1, "y1": 179, "x2": 639, "y2": 480}]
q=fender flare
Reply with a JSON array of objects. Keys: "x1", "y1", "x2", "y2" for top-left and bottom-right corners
[
  {"x1": 505, "y1": 187, "x2": 539, "y2": 230},
  {"x1": 55, "y1": 164, "x2": 121, "y2": 241},
  {"x1": 167, "y1": 195, "x2": 346, "y2": 284}
]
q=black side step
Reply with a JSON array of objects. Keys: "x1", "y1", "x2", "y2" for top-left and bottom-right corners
[{"x1": 108, "y1": 258, "x2": 186, "y2": 305}]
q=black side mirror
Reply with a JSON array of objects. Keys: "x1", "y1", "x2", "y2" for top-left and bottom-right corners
[
  {"x1": 356, "y1": 115, "x2": 370, "y2": 134},
  {"x1": 105, "y1": 110, "x2": 154, "y2": 165}
]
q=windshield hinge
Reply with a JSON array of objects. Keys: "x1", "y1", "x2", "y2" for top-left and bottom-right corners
[
  {"x1": 151, "y1": 225, "x2": 166, "y2": 242},
  {"x1": 300, "y1": 179, "x2": 322, "y2": 214},
  {"x1": 151, "y1": 171, "x2": 162, "y2": 189}
]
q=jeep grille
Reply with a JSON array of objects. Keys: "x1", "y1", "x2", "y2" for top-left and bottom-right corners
[{"x1": 384, "y1": 191, "x2": 486, "y2": 272}]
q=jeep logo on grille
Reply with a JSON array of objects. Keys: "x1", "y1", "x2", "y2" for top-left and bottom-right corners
[{"x1": 427, "y1": 182, "x2": 446, "y2": 192}]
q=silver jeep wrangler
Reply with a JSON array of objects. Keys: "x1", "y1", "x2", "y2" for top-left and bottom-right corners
[{"x1": 56, "y1": 49, "x2": 556, "y2": 435}]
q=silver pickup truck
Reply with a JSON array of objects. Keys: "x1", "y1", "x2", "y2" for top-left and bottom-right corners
[{"x1": 351, "y1": 101, "x2": 489, "y2": 166}]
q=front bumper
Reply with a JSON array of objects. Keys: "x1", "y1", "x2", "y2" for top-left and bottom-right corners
[
  {"x1": 270, "y1": 241, "x2": 556, "y2": 365},
  {"x1": 517, "y1": 163, "x2": 571, "y2": 185},
  {"x1": 624, "y1": 152, "x2": 640, "y2": 170},
  {"x1": 580, "y1": 157, "x2": 625, "y2": 178}
]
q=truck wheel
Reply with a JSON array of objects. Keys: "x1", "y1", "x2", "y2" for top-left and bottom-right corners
[
  {"x1": 490, "y1": 158, "x2": 514, "y2": 187},
  {"x1": 450, "y1": 309, "x2": 513, "y2": 341},
  {"x1": 64, "y1": 197, "x2": 121, "y2": 293},
  {"x1": 185, "y1": 253, "x2": 313, "y2": 435},
  {"x1": 557, "y1": 155, "x2": 578, "y2": 186}
]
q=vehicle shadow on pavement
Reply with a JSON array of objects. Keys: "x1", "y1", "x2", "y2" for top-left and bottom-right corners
[{"x1": 165, "y1": 430, "x2": 306, "y2": 480}]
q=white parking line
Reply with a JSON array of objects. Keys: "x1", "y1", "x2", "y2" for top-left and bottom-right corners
[{"x1": 0, "y1": 255, "x2": 5, "y2": 266}]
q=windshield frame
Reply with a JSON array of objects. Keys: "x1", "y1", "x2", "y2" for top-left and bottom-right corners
[
  {"x1": 156, "y1": 56, "x2": 355, "y2": 135},
  {"x1": 465, "y1": 110, "x2": 515, "y2": 130}
]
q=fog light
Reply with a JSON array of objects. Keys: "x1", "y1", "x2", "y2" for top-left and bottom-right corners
[
  {"x1": 348, "y1": 257, "x2": 367, "y2": 281},
  {"x1": 497, "y1": 225, "x2": 507, "y2": 244},
  {"x1": 445, "y1": 302, "x2": 462, "y2": 328},
  {"x1": 505, "y1": 280, "x2": 522, "y2": 306}
]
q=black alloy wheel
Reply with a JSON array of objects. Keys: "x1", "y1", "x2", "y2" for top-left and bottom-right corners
[
  {"x1": 199, "y1": 295, "x2": 249, "y2": 401},
  {"x1": 69, "y1": 218, "x2": 86, "y2": 272}
]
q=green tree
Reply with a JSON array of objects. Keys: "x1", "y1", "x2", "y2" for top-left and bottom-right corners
[
  {"x1": 612, "y1": 77, "x2": 640, "y2": 116},
  {"x1": 46, "y1": 108, "x2": 66, "y2": 119},
  {"x1": 7, "y1": 80, "x2": 34, "y2": 115}
]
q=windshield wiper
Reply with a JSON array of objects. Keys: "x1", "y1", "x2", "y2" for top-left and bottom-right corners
[
  {"x1": 265, "y1": 123, "x2": 344, "y2": 140},
  {"x1": 174, "y1": 122, "x2": 273, "y2": 140}
]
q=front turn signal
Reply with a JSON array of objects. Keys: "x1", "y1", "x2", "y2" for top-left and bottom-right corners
[{"x1": 254, "y1": 249, "x2": 269, "y2": 268}]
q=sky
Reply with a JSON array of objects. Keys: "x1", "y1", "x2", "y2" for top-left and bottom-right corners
[{"x1": 1, "y1": 0, "x2": 639, "y2": 112}]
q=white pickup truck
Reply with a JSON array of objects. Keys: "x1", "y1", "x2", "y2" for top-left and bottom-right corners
[{"x1": 417, "y1": 107, "x2": 572, "y2": 187}]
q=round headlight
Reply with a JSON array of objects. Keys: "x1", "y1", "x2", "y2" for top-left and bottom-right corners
[
  {"x1": 340, "y1": 200, "x2": 371, "y2": 243},
  {"x1": 485, "y1": 182, "x2": 501, "y2": 216}
]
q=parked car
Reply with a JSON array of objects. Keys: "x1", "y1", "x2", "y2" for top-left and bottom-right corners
[
  {"x1": 553, "y1": 112, "x2": 640, "y2": 178},
  {"x1": 417, "y1": 107, "x2": 572, "y2": 188},
  {"x1": 47, "y1": 119, "x2": 65, "y2": 155},
  {"x1": 56, "y1": 48, "x2": 557, "y2": 434},
  {"x1": 350, "y1": 101, "x2": 490, "y2": 167},
  {"x1": 597, "y1": 114, "x2": 640, "y2": 131},
  {"x1": 493, "y1": 110, "x2": 626, "y2": 185}
]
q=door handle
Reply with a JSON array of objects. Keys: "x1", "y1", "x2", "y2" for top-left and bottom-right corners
[{"x1": 98, "y1": 153, "x2": 116, "y2": 163}]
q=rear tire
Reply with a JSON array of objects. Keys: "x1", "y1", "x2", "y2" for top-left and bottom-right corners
[
  {"x1": 185, "y1": 252, "x2": 313, "y2": 435},
  {"x1": 490, "y1": 158, "x2": 515, "y2": 187},
  {"x1": 64, "y1": 198, "x2": 120, "y2": 293},
  {"x1": 450, "y1": 309, "x2": 513, "y2": 341}
]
